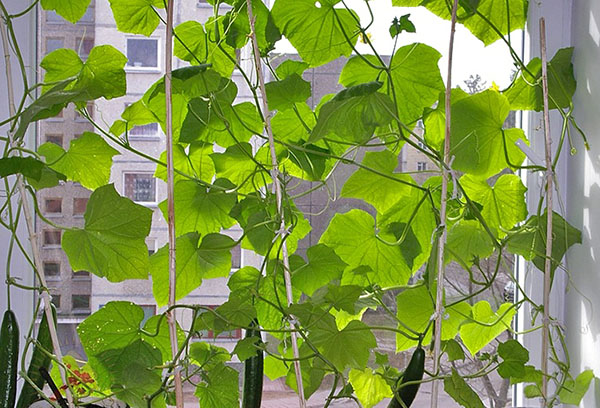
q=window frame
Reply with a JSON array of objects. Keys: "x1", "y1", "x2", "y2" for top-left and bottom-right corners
[
  {"x1": 416, "y1": 161, "x2": 427, "y2": 171},
  {"x1": 125, "y1": 37, "x2": 160, "y2": 72},
  {"x1": 42, "y1": 229, "x2": 62, "y2": 247},
  {"x1": 122, "y1": 172, "x2": 158, "y2": 205},
  {"x1": 73, "y1": 197, "x2": 89, "y2": 217},
  {"x1": 44, "y1": 198, "x2": 62, "y2": 215},
  {"x1": 43, "y1": 261, "x2": 61, "y2": 279},
  {"x1": 71, "y1": 294, "x2": 91, "y2": 313}
]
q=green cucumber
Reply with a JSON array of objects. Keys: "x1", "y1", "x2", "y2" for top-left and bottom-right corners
[
  {"x1": 388, "y1": 346, "x2": 425, "y2": 408},
  {"x1": 241, "y1": 320, "x2": 263, "y2": 408},
  {"x1": 0, "y1": 310, "x2": 19, "y2": 408},
  {"x1": 16, "y1": 305, "x2": 56, "y2": 408}
]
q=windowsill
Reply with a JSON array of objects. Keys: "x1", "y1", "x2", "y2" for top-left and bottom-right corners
[
  {"x1": 125, "y1": 67, "x2": 161, "y2": 74},
  {"x1": 45, "y1": 276, "x2": 61, "y2": 281},
  {"x1": 129, "y1": 135, "x2": 162, "y2": 142},
  {"x1": 45, "y1": 213, "x2": 63, "y2": 218},
  {"x1": 72, "y1": 309, "x2": 91, "y2": 315},
  {"x1": 73, "y1": 214, "x2": 85, "y2": 218},
  {"x1": 72, "y1": 276, "x2": 91, "y2": 281},
  {"x1": 42, "y1": 245, "x2": 62, "y2": 249}
]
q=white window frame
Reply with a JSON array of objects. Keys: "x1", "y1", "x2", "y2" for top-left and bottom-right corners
[
  {"x1": 125, "y1": 37, "x2": 160, "y2": 72},
  {"x1": 416, "y1": 161, "x2": 427, "y2": 171},
  {"x1": 124, "y1": 103, "x2": 160, "y2": 139},
  {"x1": 122, "y1": 172, "x2": 158, "y2": 206}
]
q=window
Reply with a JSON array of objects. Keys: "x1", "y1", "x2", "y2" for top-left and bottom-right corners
[
  {"x1": 72, "y1": 295, "x2": 90, "y2": 311},
  {"x1": 72, "y1": 270, "x2": 90, "y2": 279},
  {"x1": 130, "y1": 123, "x2": 159, "y2": 137},
  {"x1": 45, "y1": 134, "x2": 63, "y2": 147},
  {"x1": 147, "y1": 239, "x2": 157, "y2": 256},
  {"x1": 417, "y1": 162, "x2": 427, "y2": 171},
  {"x1": 45, "y1": 37, "x2": 64, "y2": 54},
  {"x1": 43, "y1": 230, "x2": 61, "y2": 246},
  {"x1": 73, "y1": 198, "x2": 88, "y2": 215},
  {"x1": 45, "y1": 198, "x2": 62, "y2": 214},
  {"x1": 126, "y1": 38, "x2": 158, "y2": 69},
  {"x1": 231, "y1": 244, "x2": 241, "y2": 269},
  {"x1": 43, "y1": 262, "x2": 60, "y2": 278},
  {"x1": 51, "y1": 295, "x2": 61, "y2": 309},
  {"x1": 75, "y1": 37, "x2": 94, "y2": 59},
  {"x1": 124, "y1": 173, "x2": 156, "y2": 203}
]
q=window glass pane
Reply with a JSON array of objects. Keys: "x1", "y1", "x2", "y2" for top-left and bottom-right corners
[
  {"x1": 46, "y1": 134, "x2": 63, "y2": 147},
  {"x1": 126, "y1": 39, "x2": 158, "y2": 68},
  {"x1": 43, "y1": 262, "x2": 60, "y2": 277},
  {"x1": 72, "y1": 295, "x2": 90, "y2": 310},
  {"x1": 73, "y1": 197, "x2": 88, "y2": 215},
  {"x1": 124, "y1": 174, "x2": 156, "y2": 202},
  {"x1": 45, "y1": 37, "x2": 64, "y2": 54},
  {"x1": 43, "y1": 230, "x2": 61, "y2": 246},
  {"x1": 130, "y1": 123, "x2": 159, "y2": 136},
  {"x1": 45, "y1": 198, "x2": 62, "y2": 214},
  {"x1": 72, "y1": 270, "x2": 90, "y2": 279},
  {"x1": 231, "y1": 244, "x2": 241, "y2": 269}
]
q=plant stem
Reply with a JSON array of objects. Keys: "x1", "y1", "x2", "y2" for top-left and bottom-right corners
[
  {"x1": 430, "y1": 0, "x2": 459, "y2": 407},
  {"x1": 245, "y1": 1, "x2": 306, "y2": 406},
  {"x1": 163, "y1": 1, "x2": 184, "y2": 407},
  {"x1": 539, "y1": 17, "x2": 554, "y2": 407}
]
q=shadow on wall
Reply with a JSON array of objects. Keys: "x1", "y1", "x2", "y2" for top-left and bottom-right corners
[{"x1": 567, "y1": 1, "x2": 600, "y2": 406}]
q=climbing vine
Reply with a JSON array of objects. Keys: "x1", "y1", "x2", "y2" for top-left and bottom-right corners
[{"x1": 0, "y1": 0, "x2": 595, "y2": 407}]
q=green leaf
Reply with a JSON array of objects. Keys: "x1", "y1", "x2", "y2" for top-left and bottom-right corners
[
  {"x1": 195, "y1": 363, "x2": 239, "y2": 408},
  {"x1": 63, "y1": 185, "x2": 152, "y2": 282},
  {"x1": 395, "y1": 285, "x2": 471, "y2": 351},
  {"x1": 108, "y1": 0, "x2": 164, "y2": 36},
  {"x1": 272, "y1": 103, "x2": 315, "y2": 143},
  {"x1": 506, "y1": 210, "x2": 582, "y2": 276},
  {"x1": 41, "y1": 0, "x2": 92, "y2": 23},
  {"x1": 233, "y1": 336, "x2": 262, "y2": 361},
  {"x1": 285, "y1": 347, "x2": 327, "y2": 399},
  {"x1": 446, "y1": 220, "x2": 495, "y2": 264},
  {"x1": 211, "y1": 143, "x2": 266, "y2": 193},
  {"x1": 111, "y1": 358, "x2": 164, "y2": 408},
  {"x1": 0, "y1": 157, "x2": 46, "y2": 180},
  {"x1": 311, "y1": 284, "x2": 364, "y2": 314},
  {"x1": 558, "y1": 369, "x2": 595, "y2": 405},
  {"x1": 222, "y1": 0, "x2": 281, "y2": 54},
  {"x1": 386, "y1": 43, "x2": 444, "y2": 125},
  {"x1": 215, "y1": 294, "x2": 257, "y2": 328},
  {"x1": 154, "y1": 143, "x2": 215, "y2": 183},
  {"x1": 510, "y1": 365, "x2": 543, "y2": 385},
  {"x1": 444, "y1": 368, "x2": 485, "y2": 408},
  {"x1": 158, "y1": 179, "x2": 236, "y2": 236},
  {"x1": 320, "y1": 209, "x2": 420, "y2": 288},
  {"x1": 389, "y1": 14, "x2": 416, "y2": 38},
  {"x1": 38, "y1": 132, "x2": 119, "y2": 190},
  {"x1": 144, "y1": 85, "x2": 189, "y2": 144},
  {"x1": 265, "y1": 74, "x2": 312, "y2": 111},
  {"x1": 151, "y1": 233, "x2": 234, "y2": 306},
  {"x1": 309, "y1": 317, "x2": 376, "y2": 370},
  {"x1": 255, "y1": 263, "x2": 300, "y2": 335},
  {"x1": 459, "y1": 301, "x2": 516, "y2": 355},
  {"x1": 460, "y1": 174, "x2": 527, "y2": 237},
  {"x1": 341, "y1": 150, "x2": 413, "y2": 213},
  {"x1": 41, "y1": 49, "x2": 84, "y2": 88},
  {"x1": 189, "y1": 342, "x2": 231, "y2": 369},
  {"x1": 291, "y1": 244, "x2": 347, "y2": 296},
  {"x1": 275, "y1": 60, "x2": 310, "y2": 79},
  {"x1": 443, "y1": 339, "x2": 465, "y2": 362},
  {"x1": 264, "y1": 355, "x2": 289, "y2": 380},
  {"x1": 449, "y1": 90, "x2": 526, "y2": 177},
  {"x1": 338, "y1": 55, "x2": 382, "y2": 87},
  {"x1": 505, "y1": 48, "x2": 576, "y2": 111},
  {"x1": 227, "y1": 266, "x2": 261, "y2": 295},
  {"x1": 497, "y1": 339, "x2": 529, "y2": 378},
  {"x1": 310, "y1": 81, "x2": 395, "y2": 144},
  {"x1": 272, "y1": 0, "x2": 359, "y2": 67},
  {"x1": 349, "y1": 368, "x2": 393, "y2": 408}
]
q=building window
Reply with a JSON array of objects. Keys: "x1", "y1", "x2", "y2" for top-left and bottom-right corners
[
  {"x1": 43, "y1": 262, "x2": 60, "y2": 278},
  {"x1": 73, "y1": 197, "x2": 88, "y2": 216},
  {"x1": 75, "y1": 103, "x2": 94, "y2": 121},
  {"x1": 45, "y1": 198, "x2": 62, "y2": 214},
  {"x1": 75, "y1": 37, "x2": 94, "y2": 59},
  {"x1": 126, "y1": 38, "x2": 159, "y2": 69},
  {"x1": 72, "y1": 270, "x2": 90, "y2": 279},
  {"x1": 417, "y1": 162, "x2": 427, "y2": 171},
  {"x1": 72, "y1": 295, "x2": 90, "y2": 311},
  {"x1": 45, "y1": 37, "x2": 64, "y2": 54},
  {"x1": 43, "y1": 230, "x2": 61, "y2": 246},
  {"x1": 124, "y1": 173, "x2": 156, "y2": 203},
  {"x1": 51, "y1": 295, "x2": 61, "y2": 309},
  {"x1": 147, "y1": 239, "x2": 157, "y2": 256},
  {"x1": 130, "y1": 123, "x2": 159, "y2": 137},
  {"x1": 45, "y1": 134, "x2": 63, "y2": 147},
  {"x1": 231, "y1": 244, "x2": 241, "y2": 269}
]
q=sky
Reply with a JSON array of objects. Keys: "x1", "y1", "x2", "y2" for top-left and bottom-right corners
[{"x1": 275, "y1": 1, "x2": 523, "y2": 90}]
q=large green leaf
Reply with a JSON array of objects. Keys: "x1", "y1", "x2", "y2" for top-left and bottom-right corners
[
  {"x1": 385, "y1": 43, "x2": 444, "y2": 125},
  {"x1": 449, "y1": 90, "x2": 526, "y2": 178},
  {"x1": 211, "y1": 143, "x2": 267, "y2": 193},
  {"x1": 505, "y1": 47, "x2": 576, "y2": 111},
  {"x1": 158, "y1": 179, "x2": 237, "y2": 236},
  {"x1": 154, "y1": 143, "x2": 215, "y2": 183},
  {"x1": 62, "y1": 185, "x2": 153, "y2": 282},
  {"x1": 0, "y1": 157, "x2": 46, "y2": 180},
  {"x1": 310, "y1": 81, "x2": 395, "y2": 144},
  {"x1": 38, "y1": 132, "x2": 119, "y2": 190},
  {"x1": 460, "y1": 173, "x2": 527, "y2": 237},
  {"x1": 444, "y1": 369, "x2": 485, "y2": 408},
  {"x1": 108, "y1": 0, "x2": 164, "y2": 36},
  {"x1": 339, "y1": 55, "x2": 383, "y2": 87},
  {"x1": 349, "y1": 368, "x2": 393, "y2": 408},
  {"x1": 558, "y1": 370, "x2": 595, "y2": 405},
  {"x1": 41, "y1": 0, "x2": 92, "y2": 23},
  {"x1": 320, "y1": 209, "x2": 420, "y2": 288},
  {"x1": 150, "y1": 232, "x2": 234, "y2": 306},
  {"x1": 341, "y1": 150, "x2": 413, "y2": 213},
  {"x1": 497, "y1": 340, "x2": 529, "y2": 378},
  {"x1": 271, "y1": 0, "x2": 359, "y2": 67},
  {"x1": 222, "y1": 0, "x2": 281, "y2": 55},
  {"x1": 506, "y1": 210, "x2": 582, "y2": 276},
  {"x1": 446, "y1": 220, "x2": 495, "y2": 264},
  {"x1": 195, "y1": 363, "x2": 239, "y2": 408},
  {"x1": 459, "y1": 301, "x2": 516, "y2": 355},
  {"x1": 265, "y1": 74, "x2": 312, "y2": 111},
  {"x1": 291, "y1": 244, "x2": 347, "y2": 296}
]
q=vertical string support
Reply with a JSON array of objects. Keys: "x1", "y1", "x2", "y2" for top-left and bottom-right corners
[
  {"x1": 430, "y1": 0, "x2": 459, "y2": 406},
  {"x1": 539, "y1": 17, "x2": 554, "y2": 407},
  {"x1": 245, "y1": 1, "x2": 306, "y2": 407},
  {"x1": 164, "y1": 1, "x2": 184, "y2": 407}
]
